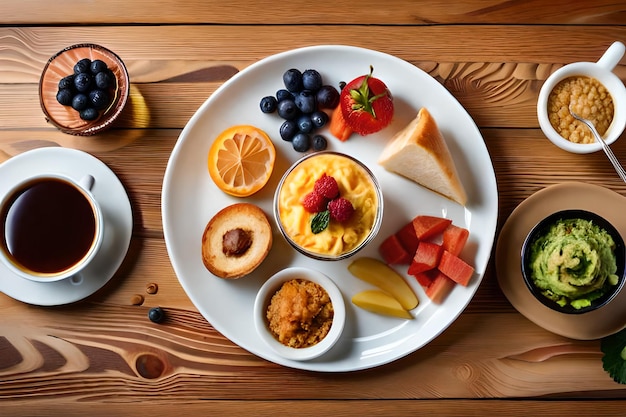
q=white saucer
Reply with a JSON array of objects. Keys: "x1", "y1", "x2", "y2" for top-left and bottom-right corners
[{"x1": 0, "y1": 147, "x2": 133, "y2": 306}]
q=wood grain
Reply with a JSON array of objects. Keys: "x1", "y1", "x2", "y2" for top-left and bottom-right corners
[{"x1": 3, "y1": 0, "x2": 625, "y2": 25}]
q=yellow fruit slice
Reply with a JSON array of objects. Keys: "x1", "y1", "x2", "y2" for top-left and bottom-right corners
[
  {"x1": 348, "y1": 257, "x2": 419, "y2": 310},
  {"x1": 352, "y1": 290, "x2": 413, "y2": 319},
  {"x1": 208, "y1": 125, "x2": 276, "y2": 197}
]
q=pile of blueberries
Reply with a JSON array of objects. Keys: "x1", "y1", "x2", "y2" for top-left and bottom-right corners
[
  {"x1": 260, "y1": 68, "x2": 340, "y2": 152},
  {"x1": 55, "y1": 58, "x2": 116, "y2": 121}
]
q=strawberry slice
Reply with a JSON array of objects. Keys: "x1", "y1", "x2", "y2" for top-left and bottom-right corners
[{"x1": 340, "y1": 66, "x2": 394, "y2": 135}]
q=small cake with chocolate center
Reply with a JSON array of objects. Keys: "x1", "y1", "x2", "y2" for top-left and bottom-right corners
[{"x1": 201, "y1": 203, "x2": 272, "y2": 279}]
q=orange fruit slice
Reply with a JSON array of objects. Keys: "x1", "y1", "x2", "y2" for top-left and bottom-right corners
[{"x1": 208, "y1": 125, "x2": 276, "y2": 197}]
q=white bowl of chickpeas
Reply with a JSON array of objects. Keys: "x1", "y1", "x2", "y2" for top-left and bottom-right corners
[{"x1": 537, "y1": 41, "x2": 626, "y2": 154}]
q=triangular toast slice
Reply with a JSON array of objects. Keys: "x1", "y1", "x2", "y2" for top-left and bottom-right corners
[{"x1": 378, "y1": 107, "x2": 467, "y2": 205}]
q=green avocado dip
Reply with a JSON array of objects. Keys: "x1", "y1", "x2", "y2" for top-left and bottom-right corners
[{"x1": 528, "y1": 218, "x2": 619, "y2": 310}]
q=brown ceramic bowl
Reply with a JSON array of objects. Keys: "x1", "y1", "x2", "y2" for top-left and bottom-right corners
[{"x1": 39, "y1": 43, "x2": 130, "y2": 136}]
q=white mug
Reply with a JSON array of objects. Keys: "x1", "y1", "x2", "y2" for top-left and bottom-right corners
[
  {"x1": 0, "y1": 173, "x2": 104, "y2": 282},
  {"x1": 537, "y1": 41, "x2": 626, "y2": 154}
]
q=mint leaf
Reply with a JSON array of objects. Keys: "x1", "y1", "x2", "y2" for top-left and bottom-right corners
[
  {"x1": 601, "y1": 327, "x2": 626, "y2": 384},
  {"x1": 311, "y1": 210, "x2": 330, "y2": 234}
]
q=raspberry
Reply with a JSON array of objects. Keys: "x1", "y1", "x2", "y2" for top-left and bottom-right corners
[
  {"x1": 313, "y1": 173, "x2": 339, "y2": 199},
  {"x1": 301, "y1": 191, "x2": 328, "y2": 213},
  {"x1": 328, "y1": 197, "x2": 354, "y2": 223}
]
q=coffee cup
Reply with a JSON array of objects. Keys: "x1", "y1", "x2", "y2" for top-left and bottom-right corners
[
  {"x1": 0, "y1": 173, "x2": 104, "y2": 282},
  {"x1": 537, "y1": 41, "x2": 626, "y2": 154}
]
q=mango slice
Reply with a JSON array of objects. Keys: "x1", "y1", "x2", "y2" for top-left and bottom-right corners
[
  {"x1": 348, "y1": 257, "x2": 419, "y2": 310},
  {"x1": 352, "y1": 290, "x2": 413, "y2": 319}
]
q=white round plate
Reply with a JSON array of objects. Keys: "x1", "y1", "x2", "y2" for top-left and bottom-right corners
[
  {"x1": 162, "y1": 45, "x2": 498, "y2": 372},
  {"x1": 0, "y1": 147, "x2": 133, "y2": 306},
  {"x1": 496, "y1": 182, "x2": 626, "y2": 340}
]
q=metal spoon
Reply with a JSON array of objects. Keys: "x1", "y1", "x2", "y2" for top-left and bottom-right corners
[{"x1": 569, "y1": 105, "x2": 626, "y2": 183}]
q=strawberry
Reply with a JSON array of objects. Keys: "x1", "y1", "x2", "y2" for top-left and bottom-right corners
[{"x1": 340, "y1": 66, "x2": 393, "y2": 136}]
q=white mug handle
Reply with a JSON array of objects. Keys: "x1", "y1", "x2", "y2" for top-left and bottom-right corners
[
  {"x1": 596, "y1": 41, "x2": 625, "y2": 71},
  {"x1": 78, "y1": 174, "x2": 95, "y2": 191}
]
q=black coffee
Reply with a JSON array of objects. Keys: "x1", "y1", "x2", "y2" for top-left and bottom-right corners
[{"x1": 1, "y1": 178, "x2": 97, "y2": 274}]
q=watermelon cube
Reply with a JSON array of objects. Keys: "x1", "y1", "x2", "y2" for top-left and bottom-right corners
[
  {"x1": 412, "y1": 215, "x2": 452, "y2": 240},
  {"x1": 438, "y1": 250, "x2": 474, "y2": 286},
  {"x1": 407, "y1": 241, "x2": 443, "y2": 276},
  {"x1": 442, "y1": 224, "x2": 469, "y2": 256},
  {"x1": 425, "y1": 271, "x2": 456, "y2": 303},
  {"x1": 412, "y1": 269, "x2": 437, "y2": 289},
  {"x1": 379, "y1": 234, "x2": 412, "y2": 265},
  {"x1": 396, "y1": 221, "x2": 419, "y2": 255}
]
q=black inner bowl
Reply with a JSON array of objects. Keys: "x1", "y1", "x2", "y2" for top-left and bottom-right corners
[{"x1": 521, "y1": 209, "x2": 626, "y2": 314}]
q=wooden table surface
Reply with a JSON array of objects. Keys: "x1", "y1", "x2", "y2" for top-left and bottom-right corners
[{"x1": 2, "y1": 1, "x2": 626, "y2": 415}]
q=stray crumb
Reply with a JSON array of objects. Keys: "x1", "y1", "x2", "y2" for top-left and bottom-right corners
[
  {"x1": 146, "y1": 283, "x2": 159, "y2": 294},
  {"x1": 130, "y1": 294, "x2": 144, "y2": 305}
]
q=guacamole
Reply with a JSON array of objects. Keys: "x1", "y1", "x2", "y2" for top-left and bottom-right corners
[{"x1": 528, "y1": 218, "x2": 619, "y2": 310}]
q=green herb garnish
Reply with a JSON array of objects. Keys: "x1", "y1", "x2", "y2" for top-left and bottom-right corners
[
  {"x1": 601, "y1": 327, "x2": 626, "y2": 384},
  {"x1": 311, "y1": 210, "x2": 330, "y2": 234}
]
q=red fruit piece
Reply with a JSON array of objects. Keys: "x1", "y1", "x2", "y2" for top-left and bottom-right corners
[
  {"x1": 438, "y1": 250, "x2": 474, "y2": 286},
  {"x1": 379, "y1": 234, "x2": 411, "y2": 265},
  {"x1": 301, "y1": 191, "x2": 328, "y2": 213},
  {"x1": 425, "y1": 271, "x2": 456, "y2": 304},
  {"x1": 396, "y1": 221, "x2": 419, "y2": 256},
  {"x1": 340, "y1": 65, "x2": 394, "y2": 136},
  {"x1": 407, "y1": 241, "x2": 443, "y2": 276},
  {"x1": 412, "y1": 215, "x2": 452, "y2": 240},
  {"x1": 412, "y1": 269, "x2": 438, "y2": 289},
  {"x1": 328, "y1": 197, "x2": 354, "y2": 223},
  {"x1": 442, "y1": 224, "x2": 469, "y2": 256},
  {"x1": 314, "y1": 173, "x2": 339, "y2": 199}
]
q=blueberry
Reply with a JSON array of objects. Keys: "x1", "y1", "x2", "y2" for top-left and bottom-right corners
[
  {"x1": 79, "y1": 107, "x2": 99, "y2": 121},
  {"x1": 296, "y1": 115, "x2": 313, "y2": 133},
  {"x1": 292, "y1": 132, "x2": 310, "y2": 152},
  {"x1": 312, "y1": 135, "x2": 328, "y2": 151},
  {"x1": 276, "y1": 89, "x2": 293, "y2": 102},
  {"x1": 316, "y1": 85, "x2": 340, "y2": 109},
  {"x1": 56, "y1": 88, "x2": 73, "y2": 106},
  {"x1": 71, "y1": 93, "x2": 89, "y2": 111},
  {"x1": 73, "y1": 58, "x2": 92, "y2": 74},
  {"x1": 90, "y1": 59, "x2": 107, "y2": 74},
  {"x1": 294, "y1": 90, "x2": 316, "y2": 114},
  {"x1": 89, "y1": 89, "x2": 110, "y2": 110},
  {"x1": 74, "y1": 72, "x2": 92, "y2": 93},
  {"x1": 339, "y1": 81, "x2": 346, "y2": 90},
  {"x1": 302, "y1": 69, "x2": 323, "y2": 92},
  {"x1": 310, "y1": 111, "x2": 329, "y2": 129},
  {"x1": 148, "y1": 307, "x2": 166, "y2": 323},
  {"x1": 279, "y1": 120, "x2": 298, "y2": 141},
  {"x1": 58, "y1": 75, "x2": 75, "y2": 91},
  {"x1": 283, "y1": 68, "x2": 303, "y2": 92},
  {"x1": 259, "y1": 96, "x2": 277, "y2": 113},
  {"x1": 277, "y1": 99, "x2": 299, "y2": 120},
  {"x1": 95, "y1": 70, "x2": 114, "y2": 89}
]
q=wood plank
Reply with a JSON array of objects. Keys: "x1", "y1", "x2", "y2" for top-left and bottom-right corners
[
  {"x1": 3, "y1": 0, "x2": 625, "y2": 25},
  {"x1": 3, "y1": 400, "x2": 626, "y2": 417},
  {"x1": 0, "y1": 306, "x2": 624, "y2": 400},
  {"x1": 1, "y1": 26, "x2": 624, "y2": 132}
]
